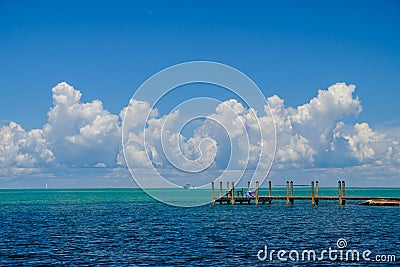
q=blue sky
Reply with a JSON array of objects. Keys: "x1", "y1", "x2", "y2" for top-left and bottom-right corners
[{"x1": 0, "y1": 0, "x2": 399, "y2": 188}]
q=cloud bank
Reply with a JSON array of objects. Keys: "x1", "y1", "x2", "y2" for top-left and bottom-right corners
[{"x1": 0, "y1": 82, "x2": 399, "y2": 185}]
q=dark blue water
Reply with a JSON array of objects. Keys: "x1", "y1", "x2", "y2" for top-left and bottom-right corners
[{"x1": 0, "y1": 189, "x2": 399, "y2": 266}]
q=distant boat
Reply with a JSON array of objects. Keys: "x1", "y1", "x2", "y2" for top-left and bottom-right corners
[
  {"x1": 45, "y1": 184, "x2": 48, "y2": 189},
  {"x1": 183, "y1": 184, "x2": 192, "y2": 189}
]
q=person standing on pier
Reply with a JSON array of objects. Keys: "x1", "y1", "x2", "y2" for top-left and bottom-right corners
[{"x1": 246, "y1": 189, "x2": 255, "y2": 197}]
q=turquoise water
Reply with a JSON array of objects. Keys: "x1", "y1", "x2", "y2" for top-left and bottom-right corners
[
  {"x1": 2, "y1": 187, "x2": 399, "y2": 206},
  {"x1": 0, "y1": 188, "x2": 399, "y2": 266}
]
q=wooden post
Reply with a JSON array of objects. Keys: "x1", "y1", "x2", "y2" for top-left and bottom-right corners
[
  {"x1": 341, "y1": 180, "x2": 346, "y2": 205},
  {"x1": 231, "y1": 181, "x2": 235, "y2": 205},
  {"x1": 255, "y1": 181, "x2": 259, "y2": 205},
  {"x1": 219, "y1": 181, "x2": 223, "y2": 198},
  {"x1": 211, "y1": 182, "x2": 215, "y2": 205},
  {"x1": 227, "y1": 181, "x2": 230, "y2": 196},
  {"x1": 268, "y1": 181, "x2": 272, "y2": 204},
  {"x1": 290, "y1": 181, "x2": 294, "y2": 204},
  {"x1": 311, "y1": 181, "x2": 315, "y2": 206},
  {"x1": 315, "y1": 181, "x2": 319, "y2": 205},
  {"x1": 286, "y1": 181, "x2": 290, "y2": 205},
  {"x1": 290, "y1": 181, "x2": 293, "y2": 196},
  {"x1": 338, "y1": 181, "x2": 342, "y2": 205},
  {"x1": 246, "y1": 181, "x2": 251, "y2": 204}
]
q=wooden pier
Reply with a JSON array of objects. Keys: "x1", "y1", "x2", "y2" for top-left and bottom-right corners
[{"x1": 211, "y1": 180, "x2": 400, "y2": 206}]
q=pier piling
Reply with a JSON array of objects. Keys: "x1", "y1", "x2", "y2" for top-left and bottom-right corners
[
  {"x1": 268, "y1": 181, "x2": 272, "y2": 204},
  {"x1": 231, "y1": 181, "x2": 235, "y2": 205},
  {"x1": 311, "y1": 181, "x2": 315, "y2": 206},
  {"x1": 290, "y1": 181, "x2": 294, "y2": 204},
  {"x1": 341, "y1": 180, "x2": 346, "y2": 205},
  {"x1": 255, "y1": 181, "x2": 259, "y2": 205},
  {"x1": 315, "y1": 181, "x2": 319, "y2": 205},
  {"x1": 247, "y1": 181, "x2": 251, "y2": 204},
  {"x1": 286, "y1": 181, "x2": 290, "y2": 205},
  {"x1": 211, "y1": 182, "x2": 215, "y2": 205}
]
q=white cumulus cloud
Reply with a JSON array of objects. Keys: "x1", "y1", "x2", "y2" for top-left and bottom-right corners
[
  {"x1": 0, "y1": 122, "x2": 54, "y2": 176},
  {"x1": 43, "y1": 82, "x2": 121, "y2": 167}
]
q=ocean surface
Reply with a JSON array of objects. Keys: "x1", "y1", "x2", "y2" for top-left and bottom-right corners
[{"x1": 0, "y1": 188, "x2": 399, "y2": 266}]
